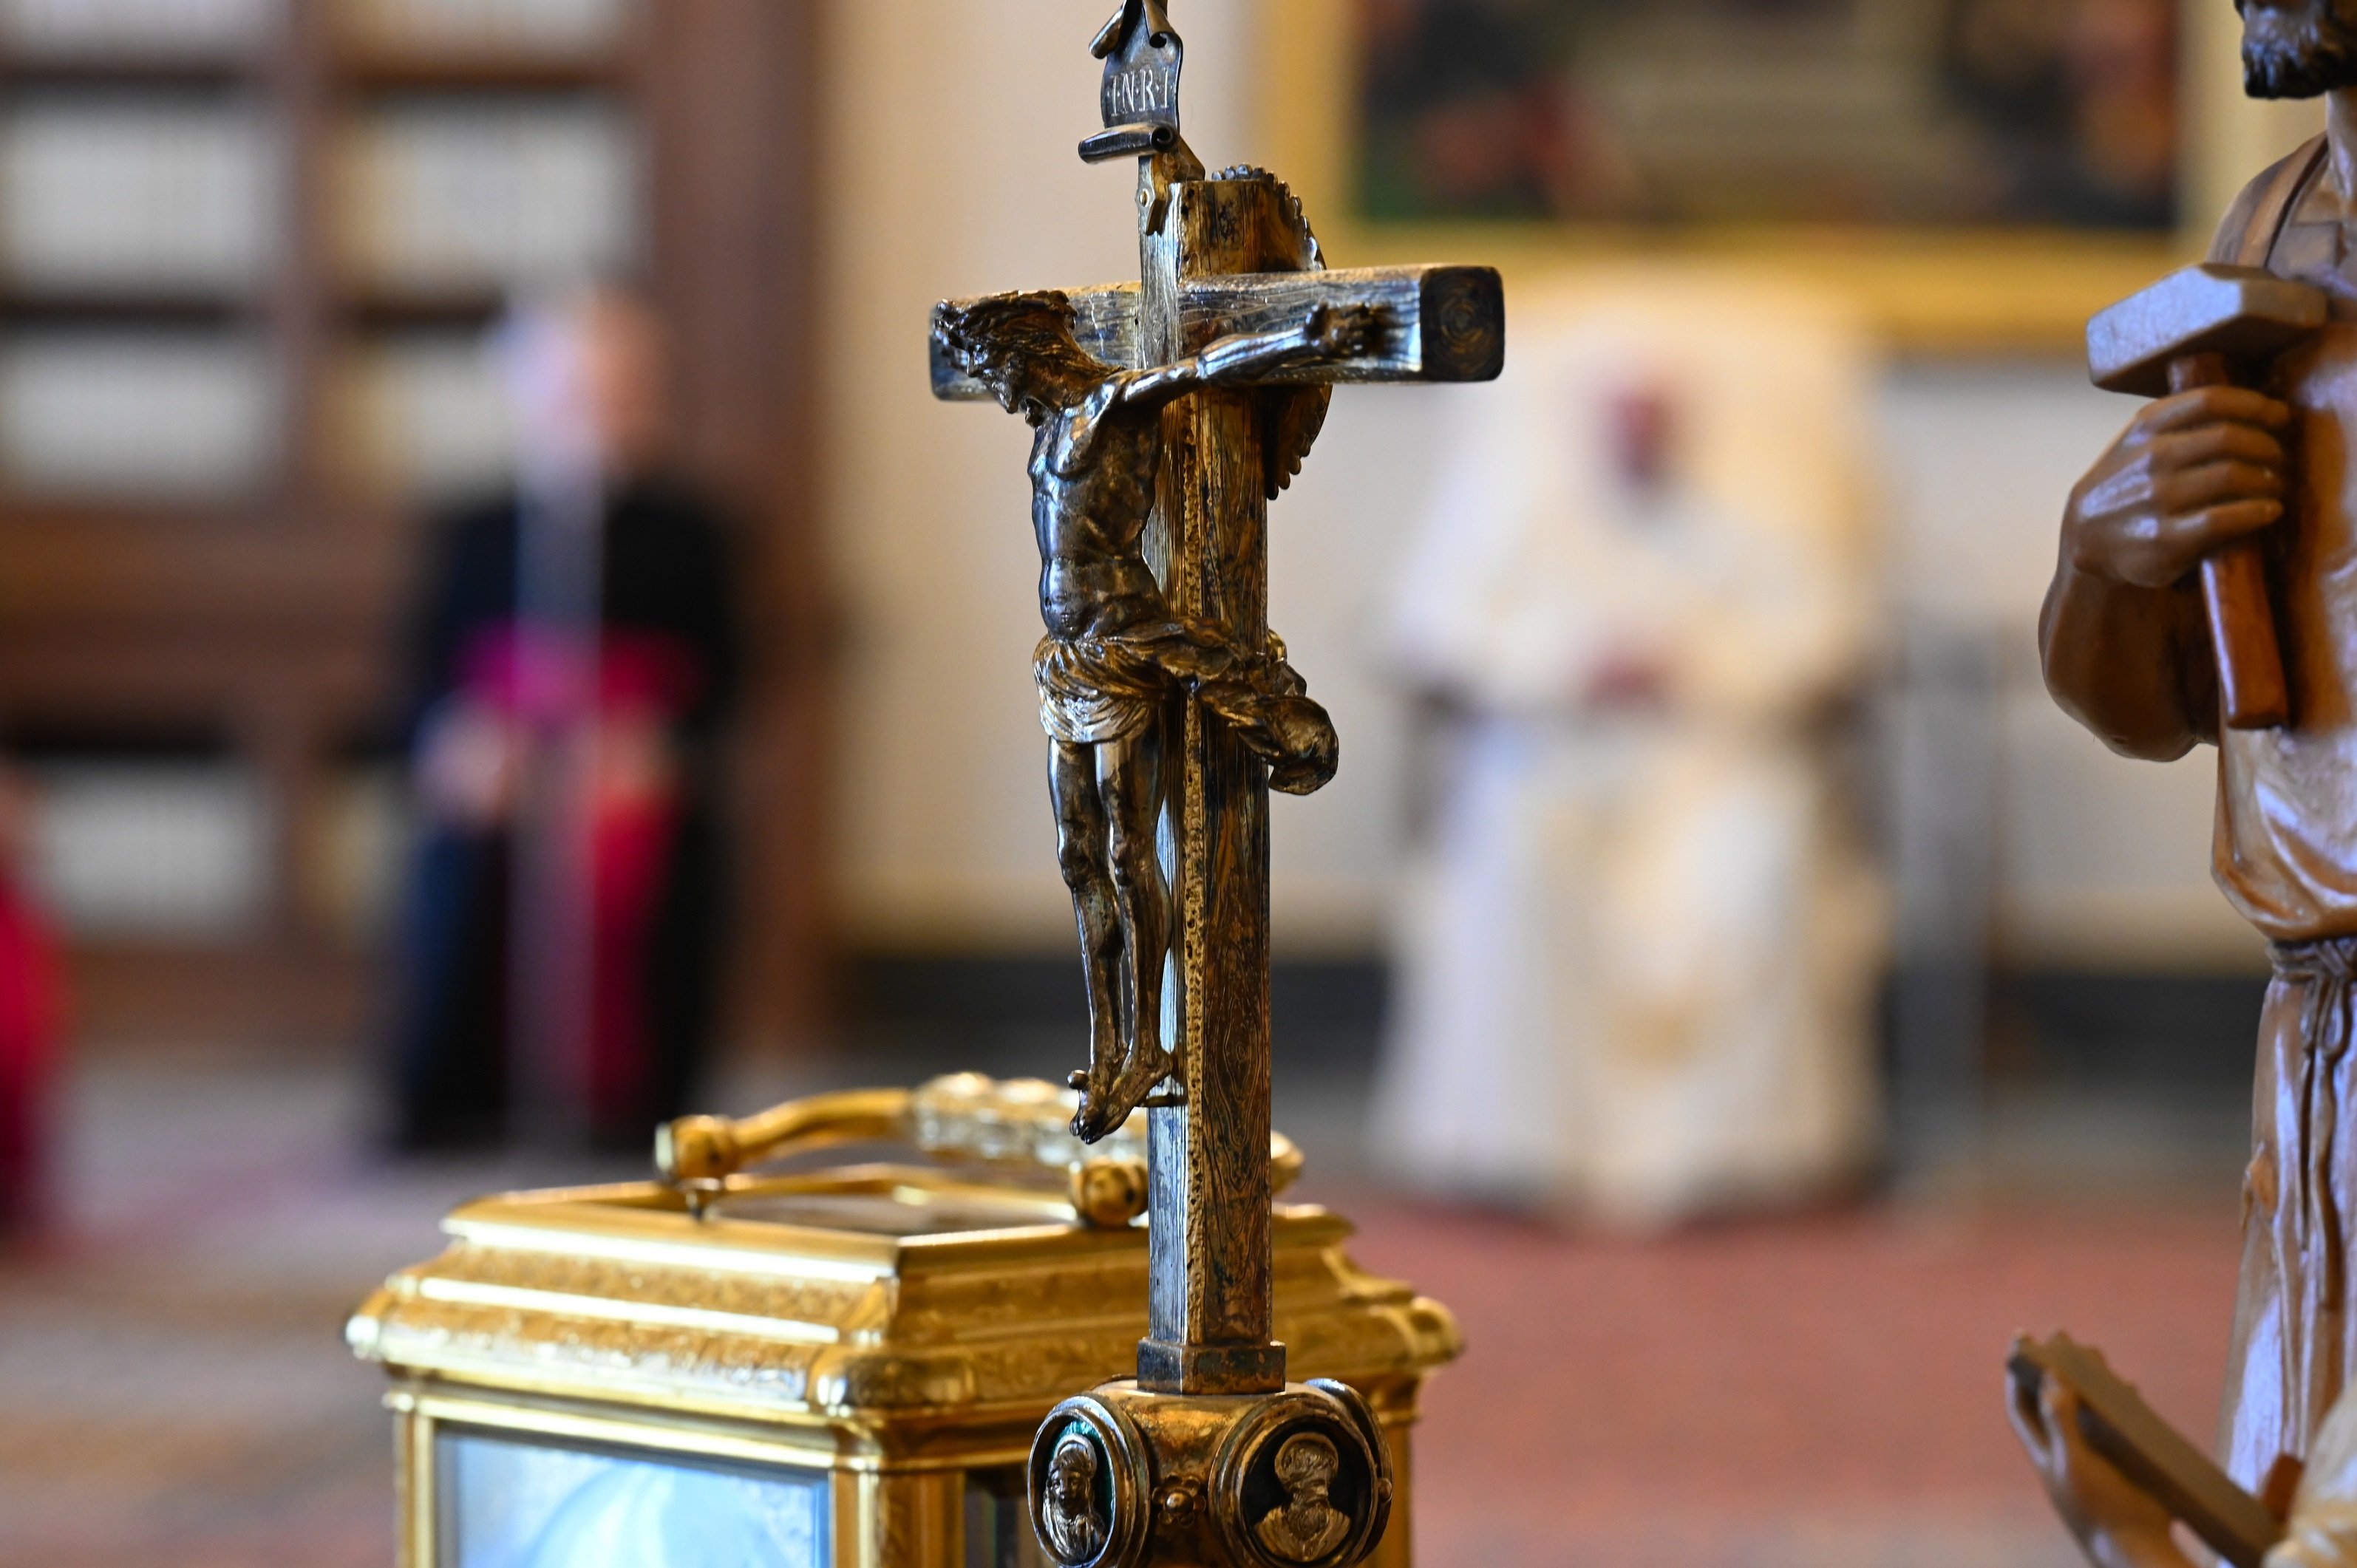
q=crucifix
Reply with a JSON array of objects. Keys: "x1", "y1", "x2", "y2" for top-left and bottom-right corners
[{"x1": 931, "y1": 5, "x2": 1500, "y2": 1564}]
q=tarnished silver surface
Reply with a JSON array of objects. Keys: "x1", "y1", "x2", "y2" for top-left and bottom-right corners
[{"x1": 933, "y1": 290, "x2": 1362, "y2": 1145}]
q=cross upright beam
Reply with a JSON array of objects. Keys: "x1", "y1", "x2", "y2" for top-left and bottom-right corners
[
  {"x1": 1137, "y1": 166, "x2": 1503, "y2": 1402},
  {"x1": 1137, "y1": 157, "x2": 1306, "y2": 1397}
]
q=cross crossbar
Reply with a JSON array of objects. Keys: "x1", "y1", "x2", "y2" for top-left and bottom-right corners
[{"x1": 929, "y1": 263, "x2": 1503, "y2": 399}]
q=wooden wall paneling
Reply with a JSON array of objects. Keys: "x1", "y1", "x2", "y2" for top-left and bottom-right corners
[
  {"x1": 645, "y1": 0, "x2": 833, "y2": 1053},
  {"x1": 0, "y1": 1, "x2": 829, "y2": 1054}
]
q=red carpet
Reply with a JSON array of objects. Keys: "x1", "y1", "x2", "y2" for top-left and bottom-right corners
[{"x1": 1344, "y1": 1199, "x2": 2242, "y2": 1566}]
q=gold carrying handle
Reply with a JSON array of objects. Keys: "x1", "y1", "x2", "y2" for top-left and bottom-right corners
[
  {"x1": 656, "y1": 1072, "x2": 1304, "y2": 1228},
  {"x1": 657, "y1": 1088, "x2": 909, "y2": 1186}
]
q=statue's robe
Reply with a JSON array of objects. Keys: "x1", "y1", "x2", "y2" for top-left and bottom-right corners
[
  {"x1": 1368, "y1": 279, "x2": 1883, "y2": 1226},
  {"x1": 2178, "y1": 133, "x2": 2357, "y2": 1493}
]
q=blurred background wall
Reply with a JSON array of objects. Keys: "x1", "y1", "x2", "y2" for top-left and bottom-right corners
[
  {"x1": 0, "y1": 0, "x2": 2336, "y2": 1116},
  {"x1": 0, "y1": 0, "x2": 826, "y2": 1054},
  {"x1": 821, "y1": 0, "x2": 2288, "y2": 980}
]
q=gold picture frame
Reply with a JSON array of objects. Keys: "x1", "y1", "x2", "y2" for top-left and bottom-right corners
[{"x1": 1260, "y1": 0, "x2": 2327, "y2": 351}]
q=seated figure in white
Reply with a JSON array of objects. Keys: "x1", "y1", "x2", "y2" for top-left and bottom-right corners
[{"x1": 1370, "y1": 277, "x2": 1885, "y2": 1227}]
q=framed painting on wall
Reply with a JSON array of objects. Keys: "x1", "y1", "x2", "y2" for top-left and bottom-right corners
[{"x1": 1262, "y1": 0, "x2": 2321, "y2": 348}]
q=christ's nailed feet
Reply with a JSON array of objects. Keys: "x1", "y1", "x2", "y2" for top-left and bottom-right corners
[{"x1": 1069, "y1": 1047, "x2": 1176, "y2": 1142}]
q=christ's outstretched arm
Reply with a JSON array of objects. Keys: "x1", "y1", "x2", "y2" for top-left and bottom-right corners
[{"x1": 1114, "y1": 304, "x2": 1383, "y2": 415}]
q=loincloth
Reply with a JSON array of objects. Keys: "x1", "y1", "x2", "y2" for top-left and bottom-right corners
[
  {"x1": 1032, "y1": 625, "x2": 1339, "y2": 794},
  {"x1": 1033, "y1": 623, "x2": 1225, "y2": 746}
]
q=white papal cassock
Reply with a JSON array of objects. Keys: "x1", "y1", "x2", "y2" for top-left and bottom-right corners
[{"x1": 1370, "y1": 276, "x2": 1886, "y2": 1226}]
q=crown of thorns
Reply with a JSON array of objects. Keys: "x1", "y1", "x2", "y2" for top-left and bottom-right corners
[{"x1": 938, "y1": 291, "x2": 1081, "y2": 370}]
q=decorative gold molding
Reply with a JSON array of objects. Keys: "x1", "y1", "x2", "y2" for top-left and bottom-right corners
[
  {"x1": 351, "y1": 1171, "x2": 1459, "y2": 1438},
  {"x1": 357, "y1": 1159, "x2": 1460, "y2": 1567},
  {"x1": 1258, "y1": 0, "x2": 2327, "y2": 352}
]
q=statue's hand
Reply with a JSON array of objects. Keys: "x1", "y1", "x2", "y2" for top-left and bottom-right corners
[
  {"x1": 2064, "y1": 386, "x2": 2290, "y2": 590},
  {"x1": 1305, "y1": 303, "x2": 1381, "y2": 361},
  {"x1": 2007, "y1": 1369, "x2": 2191, "y2": 1568}
]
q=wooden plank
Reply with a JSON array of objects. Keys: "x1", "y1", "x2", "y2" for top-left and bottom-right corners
[
  {"x1": 929, "y1": 262, "x2": 1504, "y2": 399},
  {"x1": 0, "y1": 52, "x2": 262, "y2": 88},
  {"x1": 0, "y1": 292, "x2": 260, "y2": 326},
  {"x1": 2009, "y1": 1334, "x2": 2284, "y2": 1568},
  {"x1": 332, "y1": 50, "x2": 631, "y2": 92}
]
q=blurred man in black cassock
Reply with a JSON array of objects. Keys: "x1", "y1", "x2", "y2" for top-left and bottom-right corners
[{"x1": 389, "y1": 293, "x2": 739, "y2": 1151}]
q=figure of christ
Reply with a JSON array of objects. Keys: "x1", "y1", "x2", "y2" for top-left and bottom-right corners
[
  {"x1": 2042, "y1": 0, "x2": 2357, "y2": 1490},
  {"x1": 935, "y1": 291, "x2": 1373, "y2": 1142}
]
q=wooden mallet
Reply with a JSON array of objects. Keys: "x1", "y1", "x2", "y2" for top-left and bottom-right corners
[{"x1": 2089, "y1": 263, "x2": 2327, "y2": 729}]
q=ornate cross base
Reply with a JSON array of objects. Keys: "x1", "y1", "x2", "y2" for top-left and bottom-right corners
[{"x1": 1031, "y1": 1380, "x2": 1392, "y2": 1568}]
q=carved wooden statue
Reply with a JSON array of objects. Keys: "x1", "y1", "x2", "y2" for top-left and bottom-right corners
[
  {"x1": 930, "y1": 3, "x2": 1502, "y2": 1564},
  {"x1": 2033, "y1": 0, "x2": 2357, "y2": 1541}
]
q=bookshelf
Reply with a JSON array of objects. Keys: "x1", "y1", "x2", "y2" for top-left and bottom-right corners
[{"x1": 0, "y1": 0, "x2": 824, "y2": 1050}]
